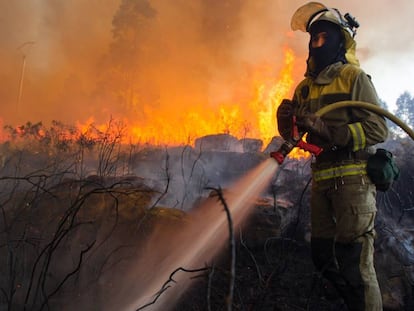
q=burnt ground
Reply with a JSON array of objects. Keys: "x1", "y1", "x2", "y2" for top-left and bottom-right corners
[
  {"x1": 0, "y1": 136, "x2": 414, "y2": 310},
  {"x1": 171, "y1": 196, "x2": 414, "y2": 310},
  {"x1": 174, "y1": 210, "x2": 341, "y2": 311},
  {"x1": 172, "y1": 202, "x2": 414, "y2": 311}
]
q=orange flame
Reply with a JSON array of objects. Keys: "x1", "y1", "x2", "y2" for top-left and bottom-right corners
[
  {"x1": 114, "y1": 48, "x2": 296, "y2": 147},
  {"x1": 1, "y1": 48, "x2": 309, "y2": 160}
]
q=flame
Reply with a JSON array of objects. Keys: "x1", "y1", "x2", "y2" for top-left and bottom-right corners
[
  {"x1": 110, "y1": 48, "x2": 296, "y2": 147},
  {"x1": 0, "y1": 48, "x2": 308, "y2": 160},
  {"x1": 123, "y1": 47, "x2": 308, "y2": 159}
]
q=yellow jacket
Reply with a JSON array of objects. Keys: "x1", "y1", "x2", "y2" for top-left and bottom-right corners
[{"x1": 292, "y1": 61, "x2": 388, "y2": 157}]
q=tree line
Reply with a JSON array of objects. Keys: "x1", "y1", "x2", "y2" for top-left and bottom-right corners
[{"x1": 386, "y1": 91, "x2": 414, "y2": 137}]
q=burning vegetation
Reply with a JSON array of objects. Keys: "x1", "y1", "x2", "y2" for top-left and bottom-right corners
[
  {"x1": 1, "y1": 0, "x2": 304, "y2": 148},
  {"x1": 1, "y1": 44, "x2": 295, "y2": 149}
]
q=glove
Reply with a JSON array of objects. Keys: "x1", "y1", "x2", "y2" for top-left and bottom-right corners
[
  {"x1": 296, "y1": 113, "x2": 351, "y2": 148},
  {"x1": 276, "y1": 99, "x2": 295, "y2": 140},
  {"x1": 296, "y1": 113, "x2": 331, "y2": 141},
  {"x1": 277, "y1": 99, "x2": 295, "y2": 118}
]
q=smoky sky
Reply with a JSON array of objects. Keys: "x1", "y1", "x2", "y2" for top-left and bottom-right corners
[{"x1": 0, "y1": 0, "x2": 412, "y2": 127}]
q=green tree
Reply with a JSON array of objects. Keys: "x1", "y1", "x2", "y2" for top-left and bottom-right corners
[{"x1": 394, "y1": 91, "x2": 414, "y2": 136}]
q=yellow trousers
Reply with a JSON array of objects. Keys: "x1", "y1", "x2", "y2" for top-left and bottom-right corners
[{"x1": 310, "y1": 172, "x2": 382, "y2": 311}]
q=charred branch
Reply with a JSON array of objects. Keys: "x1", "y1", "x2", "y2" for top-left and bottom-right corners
[{"x1": 135, "y1": 266, "x2": 209, "y2": 311}]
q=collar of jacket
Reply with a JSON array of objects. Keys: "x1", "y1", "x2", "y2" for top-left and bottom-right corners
[{"x1": 312, "y1": 61, "x2": 343, "y2": 85}]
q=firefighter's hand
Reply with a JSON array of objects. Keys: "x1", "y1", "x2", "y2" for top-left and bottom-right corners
[
  {"x1": 277, "y1": 99, "x2": 294, "y2": 118},
  {"x1": 277, "y1": 99, "x2": 295, "y2": 140},
  {"x1": 297, "y1": 113, "x2": 351, "y2": 148},
  {"x1": 296, "y1": 113, "x2": 331, "y2": 141}
]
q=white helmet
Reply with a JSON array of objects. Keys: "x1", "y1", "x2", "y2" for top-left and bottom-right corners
[
  {"x1": 291, "y1": 2, "x2": 359, "y2": 38},
  {"x1": 291, "y1": 2, "x2": 360, "y2": 67}
]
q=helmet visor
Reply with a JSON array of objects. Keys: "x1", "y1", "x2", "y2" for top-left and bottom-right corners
[{"x1": 290, "y1": 2, "x2": 328, "y2": 32}]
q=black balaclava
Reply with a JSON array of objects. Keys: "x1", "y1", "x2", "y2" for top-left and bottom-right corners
[{"x1": 307, "y1": 20, "x2": 346, "y2": 77}]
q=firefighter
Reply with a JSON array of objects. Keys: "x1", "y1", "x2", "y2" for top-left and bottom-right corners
[{"x1": 277, "y1": 3, "x2": 388, "y2": 310}]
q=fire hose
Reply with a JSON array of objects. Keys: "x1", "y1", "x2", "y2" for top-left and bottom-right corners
[{"x1": 270, "y1": 100, "x2": 414, "y2": 164}]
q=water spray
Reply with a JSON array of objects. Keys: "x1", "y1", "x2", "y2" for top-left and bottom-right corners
[
  {"x1": 118, "y1": 100, "x2": 412, "y2": 311},
  {"x1": 118, "y1": 159, "x2": 279, "y2": 311}
]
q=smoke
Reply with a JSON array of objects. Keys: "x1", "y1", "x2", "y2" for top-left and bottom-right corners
[
  {"x1": 0, "y1": 0, "x2": 119, "y2": 125},
  {"x1": 2, "y1": 0, "x2": 409, "y2": 129},
  {"x1": 0, "y1": 0, "x2": 304, "y2": 129}
]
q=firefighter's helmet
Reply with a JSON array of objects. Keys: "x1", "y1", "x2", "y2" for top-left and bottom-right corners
[
  {"x1": 291, "y1": 2, "x2": 359, "y2": 37},
  {"x1": 291, "y1": 2, "x2": 360, "y2": 66}
]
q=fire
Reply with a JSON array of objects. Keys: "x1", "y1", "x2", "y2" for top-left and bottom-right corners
[
  {"x1": 0, "y1": 48, "x2": 308, "y2": 160},
  {"x1": 112, "y1": 48, "x2": 297, "y2": 147},
  {"x1": 123, "y1": 47, "x2": 308, "y2": 159}
]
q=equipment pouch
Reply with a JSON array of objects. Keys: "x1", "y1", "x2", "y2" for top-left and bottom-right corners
[{"x1": 366, "y1": 148, "x2": 400, "y2": 192}]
